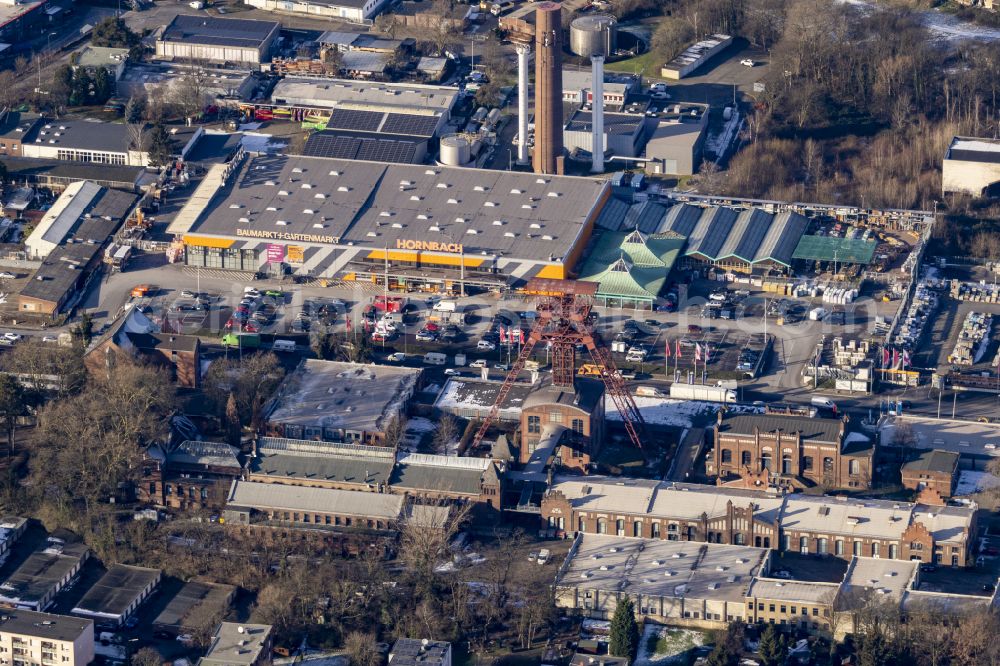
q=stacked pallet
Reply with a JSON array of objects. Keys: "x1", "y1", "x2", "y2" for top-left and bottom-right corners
[{"x1": 948, "y1": 311, "x2": 992, "y2": 366}]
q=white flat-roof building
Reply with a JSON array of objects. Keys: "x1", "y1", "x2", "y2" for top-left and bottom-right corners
[
  {"x1": 245, "y1": 0, "x2": 390, "y2": 23},
  {"x1": 942, "y1": 136, "x2": 1000, "y2": 197},
  {"x1": 660, "y1": 34, "x2": 733, "y2": 80}
]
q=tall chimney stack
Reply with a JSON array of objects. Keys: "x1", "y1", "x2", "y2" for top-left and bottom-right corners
[
  {"x1": 516, "y1": 43, "x2": 531, "y2": 165},
  {"x1": 590, "y1": 54, "x2": 604, "y2": 173},
  {"x1": 532, "y1": 2, "x2": 564, "y2": 175}
]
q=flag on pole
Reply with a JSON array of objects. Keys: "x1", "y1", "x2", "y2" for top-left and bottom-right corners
[
  {"x1": 703, "y1": 345, "x2": 711, "y2": 364},
  {"x1": 694, "y1": 343, "x2": 702, "y2": 362},
  {"x1": 882, "y1": 347, "x2": 890, "y2": 368},
  {"x1": 665, "y1": 338, "x2": 672, "y2": 358},
  {"x1": 892, "y1": 348, "x2": 900, "y2": 368},
  {"x1": 498, "y1": 325, "x2": 505, "y2": 343},
  {"x1": 675, "y1": 340, "x2": 682, "y2": 359},
  {"x1": 346, "y1": 317, "x2": 352, "y2": 333},
  {"x1": 902, "y1": 350, "x2": 910, "y2": 368},
  {"x1": 519, "y1": 328, "x2": 525, "y2": 344}
]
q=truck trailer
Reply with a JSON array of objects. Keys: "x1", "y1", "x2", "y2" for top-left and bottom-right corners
[{"x1": 668, "y1": 383, "x2": 737, "y2": 403}]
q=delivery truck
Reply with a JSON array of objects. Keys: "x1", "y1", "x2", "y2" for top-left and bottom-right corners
[{"x1": 669, "y1": 383, "x2": 737, "y2": 403}]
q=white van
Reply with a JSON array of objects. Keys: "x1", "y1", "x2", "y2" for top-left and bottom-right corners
[
  {"x1": 811, "y1": 396, "x2": 838, "y2": 413},
  {"x1": 423, "y1": 352, "x2": 447, "y2": 365},
  {"x1": 272, "y1": 339, "x2": 296, "y2": 353}
]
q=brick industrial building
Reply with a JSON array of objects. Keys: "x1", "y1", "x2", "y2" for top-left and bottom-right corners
[{"x1": 709, "y1": 412, "x2": 874, "y2": 491}]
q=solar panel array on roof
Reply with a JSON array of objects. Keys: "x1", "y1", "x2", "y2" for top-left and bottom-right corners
[
  {"x1": 302, "y1": 132, "x2": 420, "y2": 164},
  {"x1": 326, "y1": 108, "x2": 383, "y2": 132},
  {"x1": 381, "y1": 113, "x2": 441, "y2": 138}
]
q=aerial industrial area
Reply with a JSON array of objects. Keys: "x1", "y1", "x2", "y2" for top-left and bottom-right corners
[{"x1": 0, "y1": 0, "x2": 998, "y2": 663}]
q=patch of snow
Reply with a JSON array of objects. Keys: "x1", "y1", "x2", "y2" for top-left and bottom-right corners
[
  {"x1": 952, "y1": 139, "x2": 1000, "y2": 153},
  {"x1": 705, "y1": 111, "x2": 742, "y2": 160},
  {"x1": 635, "y1": 625, "x2": 706, "y2": 666},
  {"x1": 607, "y1": 396, "x2": 760, "y2": 427},
  {"x1": 956, "y1": 470, "x2": 1000, "y2": 496},
  {"x1": 240, "y1": 132, "x2": 288, "y2": 153},
  {"x1": 844, "y1": 431, "x2": 870, "y2": 446},
  {"x1": 405, "y1": 416, "x2": 437, "y2": 433},
  {"x1": 581, "y1": 618, "x2": 610, "y2": 634}
]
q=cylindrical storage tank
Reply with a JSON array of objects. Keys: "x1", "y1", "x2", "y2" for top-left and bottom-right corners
[
  {"x1": 569, "y1": 14, "x2": 617, "y2": 57},
  {"x1": 440, "y1": 135, "x2": 471, "y2": 166}
]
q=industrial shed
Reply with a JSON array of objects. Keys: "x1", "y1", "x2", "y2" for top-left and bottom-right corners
[
  {"x1": 682, "y1": 208, "x2": 808, "y2": 274},
  {"x1": 155, "y1": 15, "x2": 280, "y2": 65},
  {"x1": 71, "y1": 565, "x2": 161, "y2": 627},
  {"x1": 153, "y1": 581, "x2": 236, "y2": 635}
]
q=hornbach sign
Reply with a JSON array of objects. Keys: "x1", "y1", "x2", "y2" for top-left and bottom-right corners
[{"x1": 396, "y1": 239, "x2": 464, "y2": 253}]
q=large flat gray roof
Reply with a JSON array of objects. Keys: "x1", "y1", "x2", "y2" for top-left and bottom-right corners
[
  {"x1": 22, "y1": 119, "x2": 134, "y2": 154},
  {"x1": 270, "y1": 78, "x2": 458, "y2": 113},
  {"x1": 0, "y1": 542, "x2": 89, "y2": 607},
  {"x1": 0, "y1": 610, "x2": 92, "y2": 643},
  {"x1": 183, "y1": 155, "x2": 610, "y2": 265},
  {"x1": 250, "y1": 437, "x2": 395, "y2": 485},
  {"x1": 153, "y1": 581, "x2": 235, "y2": 631},
  {"x1": 160, "y1": 14, "x2": 278, "y2": 48},
  {"x1": 227, "y1": 479, "x2": 404, "y2": 519}
]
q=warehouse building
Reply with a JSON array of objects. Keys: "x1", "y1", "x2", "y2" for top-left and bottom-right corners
[
  {"x1": 247, "y1": 78, "x2": 458, "y2": 131},
  {"x1": 19, "y1": 182, "x2": 138, "y2": 316},
  {"x1": 4, "y1": 157, "x2": 155, "y2": 192},
  {"x1": 264, "y1": 360, "x2": 422, "y2": 444},
  {"x1": 166, "y1": 154, "x2": 611, "y2": 291},
  {"x1": 643, "y1": 106, "x2": 709, "y2": 176},
  {"x1": 562, "y1": 69, "x2": 635, "y2": 109},
  {"x1": 680, "y1": 206, "x2": 809, "y2": 275},
  {"x1": 117, "y1": 64, "x2": 259, "y2": 109},
  {"x1": 942, "y1": 136, "x2": 1000, "y2": 197},
  {"x1": 246, "y1": 0, "x2": 391, "y2": 23},
  {"x1": 0, "y1": 110, "x2": 42, "y2": 159},
  {"x1": 661, "y1": 34, "x2": 732, "y2": 79},
  {"x1": 0, "y1": 611, "x2": 94, "y2": 666},
  {"x1": 248, "y1": 437, "x2": 397, "y2": 490},
  {"x1": 21, "y1": 118, "x2": 150, "y2": 167},
  {"x1": 153, "y1": 582, "x2": 236, "y2": 636},
  {"x1": 71, "y1": 564, "x2": 161, "y2": 627},
  {"x1": 155, "y1": 15, "x2": 280, "y2": 65},
  {"x1": 563, "y1": 109, "x2": 645, "y2": 159},
  {"x1": 0, "y1": 540, "x2": 90, "y2": 611}
]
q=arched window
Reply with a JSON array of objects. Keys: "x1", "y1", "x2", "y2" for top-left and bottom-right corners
[
  {"x1": 782, "y1": 455, "x2": 792, "y2": 475},
  {"x1": 571, "y1": 418, "x2": 584, "y2": 434},
  {"x1": 823, "y1": 457, "x2": 834, "y2": 473},
  {"x1": 721, "y1": 449, "x2": 733, "y2": 464},
  {"x1": 803, "y1": 456, "x2": 814, "y2": 471},
  {"x1": 597, "y1": 518, "x2": 607, "y2": 534},
  {"x1": 742, "y1": 451, "x2": 752, "y2": 466},
  {"x1": 761, "y1": 453, "x2": 772, "y2": 472},
  {"x1": 849, "y1": 460, "x2": 860, "y2": 476}
]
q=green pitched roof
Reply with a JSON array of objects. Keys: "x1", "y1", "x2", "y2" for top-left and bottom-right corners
[{"x1": 578, "y1": 229, "x2": 684, "y2": 301}]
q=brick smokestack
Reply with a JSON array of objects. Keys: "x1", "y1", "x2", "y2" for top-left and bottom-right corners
[{"x1": 532, "y1": 1, "x2": 564, "y2": 175}]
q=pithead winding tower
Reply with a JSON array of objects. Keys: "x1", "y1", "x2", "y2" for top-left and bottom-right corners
[{"x1": 532, "y1": 2, "x2": 564, "y2": 175}]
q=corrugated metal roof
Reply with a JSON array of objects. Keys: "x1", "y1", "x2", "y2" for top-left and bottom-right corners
[
  {"x1": 685, "y1": 206, "x2": 737, "y2": 260},
  {"x1": 718, "y1": 208, "x2": 773, "y2": 263},
  {"x1": 754, "y1": 211, "x2": 807, "y2": 266},
  {"x1": 660, "y1": 202, "x2": 703, "y2": 236}
]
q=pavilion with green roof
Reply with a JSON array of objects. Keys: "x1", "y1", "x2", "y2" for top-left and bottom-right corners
[
  {"x1": 577, "y1": 228, "x2": 685, "y2": 308},
  {"x1": 792, "y1": 235, "x2": 877, "y2": 266}
]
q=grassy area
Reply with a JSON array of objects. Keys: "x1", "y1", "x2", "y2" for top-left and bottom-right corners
[{"x1": 605, "y1": 50, "x2": 661, "y2": 76}]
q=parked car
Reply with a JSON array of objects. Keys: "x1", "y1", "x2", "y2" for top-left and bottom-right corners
[
  {"x1": 444, "y1": 368, "x2": 460, "y2": 376},
  {"x1": 477, "y1": 339, "x2": 496, "y2": 351},
  {"x1": 416, "y1": 330, "x2": 437, "y2": 342},
  {"x1": 387, "y1": 352, "x2": 407, "y2": 362},
  {"x1": 180, "y1": 289, "x2": 197, "y2": 298},
  {"x1": 470, "y1": 359, "x2": 488, "y2": 368},
  {"x1": 264, "y1": 289, "x2": 284, "y2": 298},
  {"x1": 687, "y1": 324, "x2": 703, "y2": 334},
  {"x1": 740, "y1": 58, "x2": 755, "y2": 67}
]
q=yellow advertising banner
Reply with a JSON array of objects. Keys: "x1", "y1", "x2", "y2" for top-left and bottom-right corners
[{"x1": 286, "y1": 245, "x2": 305, "y2": 264}]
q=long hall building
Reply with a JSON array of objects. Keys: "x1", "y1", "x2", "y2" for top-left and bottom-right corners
[
  {"x1": 167, "y1": 154, "x2": 610, "y2": 292},
  {"x1": 539, "y1": 477, "x2": 977, "y2": 567}
]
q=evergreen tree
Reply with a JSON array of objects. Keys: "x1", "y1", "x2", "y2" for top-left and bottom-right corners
[
  {"x1": 609, "y1": 596, "x2": 640, "y2": 659},
  {"x1": 758, "y1": 624, "x2": 786, "y2": 666},
  {"x1": 93, "y1": 67, "x2": 113, "y2": 105},
  {"x1": 147, "y1": 122, "x2": 172, "y2": 167}
]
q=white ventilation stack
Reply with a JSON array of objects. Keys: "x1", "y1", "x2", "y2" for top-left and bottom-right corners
[
  {"x1": 516, "y1": 43, "x2": 531, "y2": 164},
  {"x1": 591, "y1": 54, "x2": 605, "y2": 173}
]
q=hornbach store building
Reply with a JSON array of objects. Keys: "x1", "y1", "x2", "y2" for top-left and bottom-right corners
[{"x1": 167, "y1": 153, "x2": 612, "y2": 293}]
